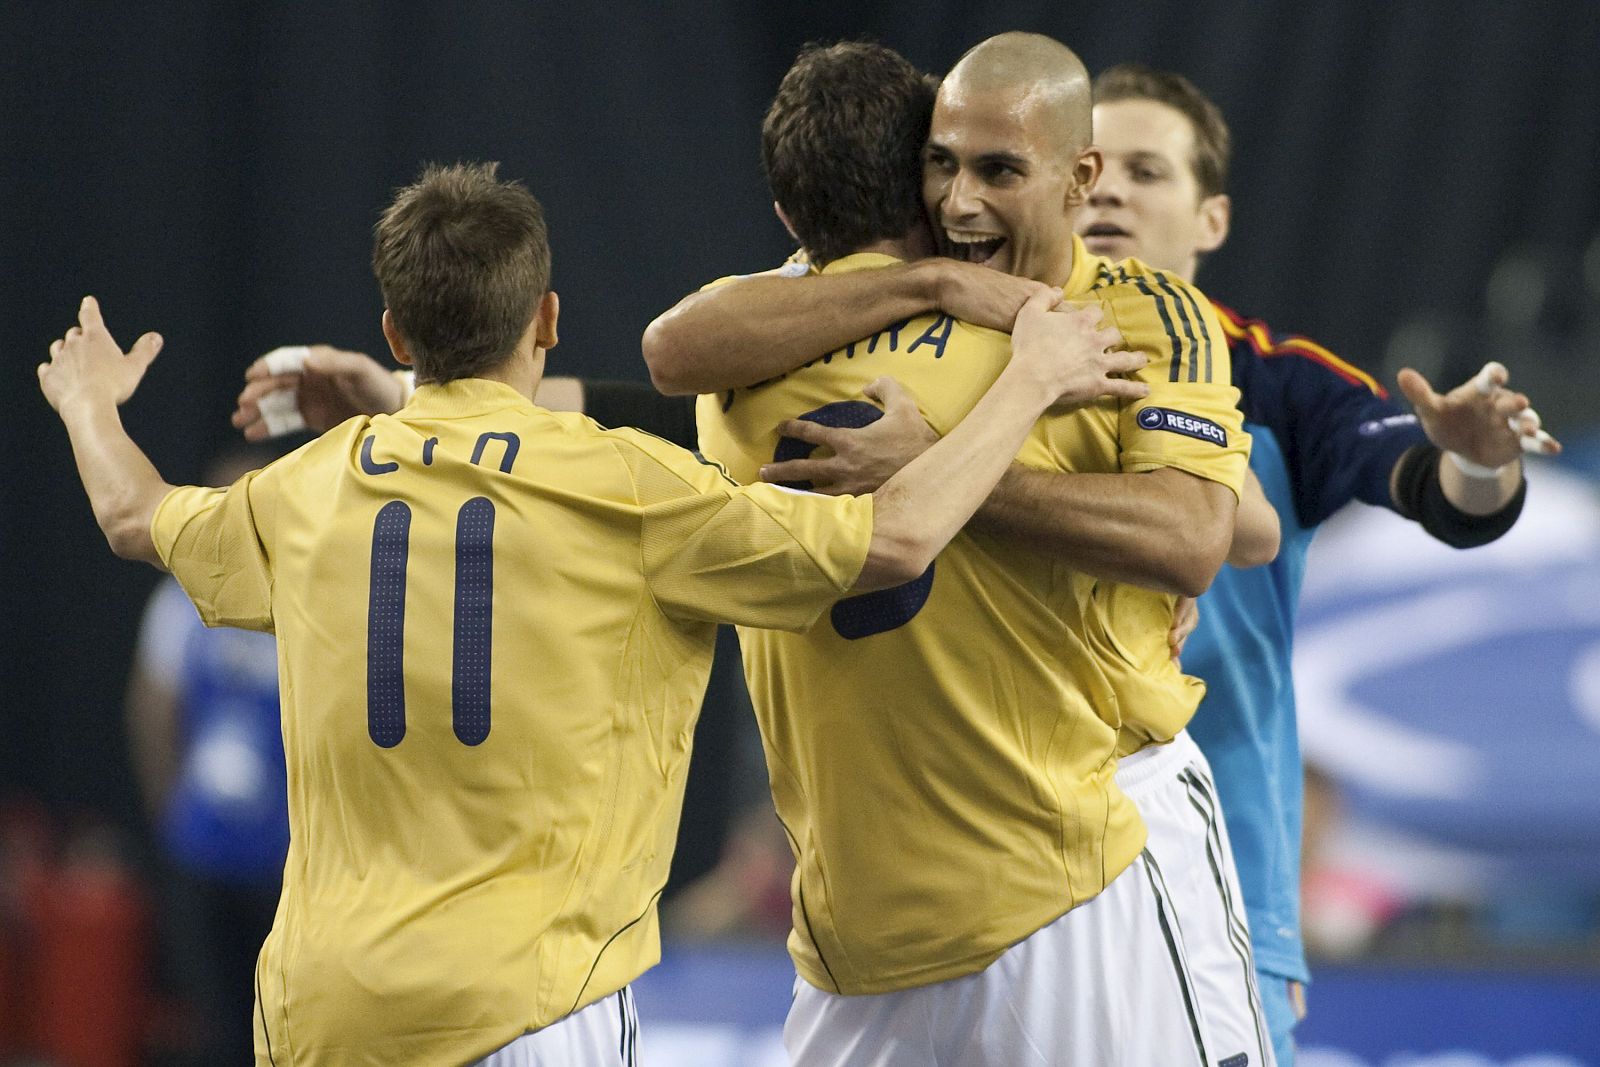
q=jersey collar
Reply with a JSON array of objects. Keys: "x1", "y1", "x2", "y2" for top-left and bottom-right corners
[
  {"x1": 1061, "y1": 234, "x2": 1103, "y2": 299},
  {"x1": 818, "y1": 251, "x2": 906, "y2": 275},
  {"x1": 404, "y1": 377, "x2": 535, "y2": 419}
]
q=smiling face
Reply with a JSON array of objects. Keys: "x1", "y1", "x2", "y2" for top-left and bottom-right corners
[
  {"x1": 1077, "y1": 97, "x2": 1229, "y2": 281},
  {"x1": 922, "y1": 81, "x2": 1100, "y2": 287}
]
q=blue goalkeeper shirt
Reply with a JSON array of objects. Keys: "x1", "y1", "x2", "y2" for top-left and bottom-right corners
[{"x1": 1183, "y1": 304, "x2": 1426, "y2": 982}]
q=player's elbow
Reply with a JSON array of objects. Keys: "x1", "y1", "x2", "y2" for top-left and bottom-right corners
[
  {"x1": 641, "y1": 313, "x2": 702, "y2": 396},
  {"x1": 103, "y1": 513, "x2": 158, "y2": 564},
  {"x1": 97, "y1": 491, "x2": 164, "y2": 566},
  {"x1": 853, "y1": 528, "x2": 934, "y2": 593},
  {"x1": 1226, "y1": 519, "x2": 1280, "y2": 570}
]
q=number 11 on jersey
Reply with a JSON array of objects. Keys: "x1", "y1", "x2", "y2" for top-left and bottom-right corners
[{"x1": 366, "y1": 496, "x2": 497, "y2": 748}]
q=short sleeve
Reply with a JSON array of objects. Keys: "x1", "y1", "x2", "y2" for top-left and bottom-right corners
[
  {"x1": 611, "y1": 433, "x2": 872, "y2": 631},
  {"x1": 150, "y1": 471, "x2": 278, "y2": 633},
  {"x1": 1098, "y1": 275, "x2": 1251, "y2": 498}
]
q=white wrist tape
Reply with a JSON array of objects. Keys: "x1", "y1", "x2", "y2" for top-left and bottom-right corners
[
  {"x1": 261, "y1": 345, "x2": 310, "y2": 376},
  {"x1": 1446, "y1": 450, "x2": 1508, "y2": 479},
  {"x1": 257, "y1": 387, "x2": 308, "y2": 437}
]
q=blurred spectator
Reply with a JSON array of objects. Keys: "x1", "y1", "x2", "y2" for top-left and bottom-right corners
[{"x1": 125, "y1": 448, "x2": 286, "y2": 1066}]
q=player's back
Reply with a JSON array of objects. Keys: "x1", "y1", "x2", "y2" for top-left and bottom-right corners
[
  {"x1": 155, "y1": 377, "x2": 873, "y2": 1065},
  {"x1": 696, "y1": 252, "x2": 1145, "y2": 995}
]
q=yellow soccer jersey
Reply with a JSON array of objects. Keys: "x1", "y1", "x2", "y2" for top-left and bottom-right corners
[
  {"x1": 1057, "y1": 241, "x2": 1254, "y2": 756},
  {"x1": 150, "y1": 378, "x2": 872, "y2": 1067},
  {"x1": 696, "y1": 242, "x2": 1250, "y2": 993},
  {"x1": 698, "y1": 251, "x2": 1146, "y2": 995}
]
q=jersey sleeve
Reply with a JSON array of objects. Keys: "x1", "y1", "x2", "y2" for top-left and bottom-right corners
[
  {"x1": 149, "y1": 470, "x2": 279, "y2": 633},
  {"x1": 1224, "y1": 309, "x2": 1427, "y2": 527},
  {"x1": 610, "y1": 431, "x2": 873, "y2": 631},
  {"x1": 1097, "y1": 274, "x2": 1251, "y2": 498}
]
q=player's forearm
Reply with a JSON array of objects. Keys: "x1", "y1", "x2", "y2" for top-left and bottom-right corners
[
  {"x1": 970, "y1": 466, "x2": 1236, "y2": 597},
  {"x1": 1227, "y1": 469, "x2": 1281, "y2": 568},
  {"x1": 58, "y1": 400, "x2": 173, "y2": 565},
  {"x1": 643, "y1": 262, "x2": 942, "y2": 395},
  {"x1": 1438, "y1": 453, "x2": 1523, "y2": 515},
  {"x1": 859, "y1": 367, "x2": 1055, "y2": 592}
]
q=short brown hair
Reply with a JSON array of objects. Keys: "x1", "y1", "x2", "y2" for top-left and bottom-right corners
[
  {"x1": 1093, "y1": 64, "x2": 1231, "y2": 198},
  {"x1": 372, "y1": 162, "x2": 551, "y2": 383},
  {"x1": 761, "y1": 42, "x2": 936, "y2": 266}
]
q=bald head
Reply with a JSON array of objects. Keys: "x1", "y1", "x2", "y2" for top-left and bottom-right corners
[{"x1": 943, "y1": 32, "x2": 1093, "y2": 155}]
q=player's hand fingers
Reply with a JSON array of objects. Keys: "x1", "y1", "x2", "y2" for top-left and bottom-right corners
[
  {"x1": 759, "y1": 457, "x2": 834, "y2": 487},
  {"x1": 78, "y1": 295, "x2": 106, "y2": 334},
  {"x1": 1472, "y1": 360, "x2": 1509, "y2": 395},
  {"x1": 1396, "y1": 367, "x2": 1442, "y2": 414},
  {"x1": 1491, "y1": 391, "x2": 1530, "y2": 421},
  {"x1": 1102, "y1": 379, "x2": 1152, "y2": 402},
  {"x1": 49, "y1": 339, "x2": 64, "y2": 359},
  {"x1": 1102, "y1": 349, "x2": 1149, "y2": 375},
  {"x1": 1016, "y1": 285, "x2": 1059, "y2": 323},
  {"x1": 773, "y1": 418, "x2": 846, "y2": 449},
  {"x1": 128, "y1": 331, "x2": 164, "y2": 374},
  {"x1": 862, "y1": 376, "x2": 914, "y2": 414}
]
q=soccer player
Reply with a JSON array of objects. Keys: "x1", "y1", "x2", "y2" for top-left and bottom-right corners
[
  {"x1": 38, "y1": 161, "x2": 1122, "y2": 1066},
  {"x1": 646, "y1": 35, "x2": 1275, "y2": 1066},
  {"x1": 1076, "y1": 64, "x2": 1552, "y2": 1063},
  {"x1": 649, "y1": 38, "x2": 1258, "y2": 1066}
]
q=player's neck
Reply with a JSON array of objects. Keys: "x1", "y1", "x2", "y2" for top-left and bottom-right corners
[{"x1": 473, "y1": 347, "x2": 545, "y2": 403}]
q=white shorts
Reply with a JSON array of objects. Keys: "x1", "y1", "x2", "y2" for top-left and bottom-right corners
[
  {"x1": 470, "y1": 986, "x2": 639, "y2": 1067},
  {"x1": 1118, "y1": 730, "x2": 1274, "y2": 1067},
  {"x1": 784, "y1": 852, "x2": 1210, "y2": 1066}
]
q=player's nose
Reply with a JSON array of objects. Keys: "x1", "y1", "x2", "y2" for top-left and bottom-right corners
[
  {"x1": 943, "y1": 167, "x2": 984, "y2": 221},
  {"x1": 1089, "y1": 173, "x2": 1125, "y2": 207}
]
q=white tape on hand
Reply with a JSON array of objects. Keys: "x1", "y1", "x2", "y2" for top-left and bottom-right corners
[
  {"x1": 257, "y1": 387, "x2": 308, "y2": 437},
  {"x1": 1472, "y1": 360, "x2": 1507, "y2": 396},
  {"x1": 261, "y1": 345, "x2": 311, "y2": 376},
  {"x1": 1521, "y1": 429, "x2": 1557, "y2": 454}
]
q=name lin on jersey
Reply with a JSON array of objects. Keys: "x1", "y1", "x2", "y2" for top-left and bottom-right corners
[{"x1": 1136, "y1": 406, "x2": 1228, "y2": 447}]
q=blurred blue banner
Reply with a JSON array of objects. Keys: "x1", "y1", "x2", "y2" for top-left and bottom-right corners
[{"x1": 1296, "y1": 461, "x2": 1600, "y2": 906}]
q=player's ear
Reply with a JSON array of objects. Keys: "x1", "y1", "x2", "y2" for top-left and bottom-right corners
[
  {"x1": 381, "y1": 309, "x2": 414, "y2": 367},
  {"x1": 1065, "y1": 146, "x2": 1103, "y2": 209},
  {"x1": 535, "y1": 290, "x2": 560, "y2": 351},
  {"x1": 1195, "y1": 193, "x2": 1231, "y2": 255},
  {"x1": 773, "y1": 201, "x2": 801, "y2": 243}
]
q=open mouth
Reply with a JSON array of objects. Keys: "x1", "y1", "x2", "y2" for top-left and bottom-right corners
[
  {"x1": 1082, "y1": 222, "x2": 1131, "y2": 243},
  {"x1": 945, "y1": 230, "x2": 1007, "y2": 266}
]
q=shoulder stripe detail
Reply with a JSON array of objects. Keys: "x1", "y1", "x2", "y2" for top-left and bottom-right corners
[
  {"x1": 1212, "y1": 302, "x2": 1388, "y2": 397},
  {"x1": 1152, "y1": 270, "x2": 1214, "y2": 383},
  {"x1": 1116, "y1": 266, "x2": 1188, "y2": 382}
]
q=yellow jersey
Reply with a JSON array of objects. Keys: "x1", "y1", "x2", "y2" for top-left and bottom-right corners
[
  {"x1": 1065, "y1": 251, "x2": 1252, "y2": 756},
  {"x1": 151, "y1": 378, "x2": 873, "y2": 1067},
  {"x1": 697, "y1": 241, "x2": 1249, "y2": 993}
]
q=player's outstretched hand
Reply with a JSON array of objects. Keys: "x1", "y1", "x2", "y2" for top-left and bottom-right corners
[
  {"x1": 232, "y1": 345, "x2": 403, "y2": 440},
  {"x1": 760, "y1": 377, "x2": 938, "y2": 496},
  {"x1": 38, "y1": 297, "x2": 163, "y2": 414},
  {"x1": 1397, "y1": 361, "x2": 1561, "y2": 468},
  {"x1": 1010, "y1": 291, "x2": 1149, "y2": 409},
  {"x1": 933, "y1": 258, "x2": 1059, "y2": 333}
]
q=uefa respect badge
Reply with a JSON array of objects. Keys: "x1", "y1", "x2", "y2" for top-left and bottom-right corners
[{"x1": 1136, "y1": 406, "x2": 1229, "y2": 447}]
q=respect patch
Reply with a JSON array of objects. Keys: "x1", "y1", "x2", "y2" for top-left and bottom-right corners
[{"x1": 1136, "y1": 406, "x2": 1228, "y2": 447}]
